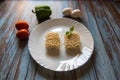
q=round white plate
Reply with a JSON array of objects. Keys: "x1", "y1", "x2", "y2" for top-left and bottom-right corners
[{"x1": 28, "y1": 18, "x2": 94, "y2": 71}]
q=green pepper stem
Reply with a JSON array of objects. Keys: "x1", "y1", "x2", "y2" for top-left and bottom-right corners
[{"x1": 32, "y1": 10, "x2": 36, "y2": 13}]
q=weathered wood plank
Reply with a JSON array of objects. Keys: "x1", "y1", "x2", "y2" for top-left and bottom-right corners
[
  {"x1": 75, "y1": 1, "x2": 117, "y2": 80},
  {"x1": 6, "y1": 1, "x2": 37, "y2": 80},
  {"x1": 0, "y1": 0, "x2": 120, "y2": 80},
  {"x1": 93, "y1": 1, "x2": 120, "y2": 79},
  {"x1": 87, "y1": 1, "x2": 117, "y2": 80},
  {"x1": 25, "y1": 58, "x2": 36, "y2": 80},
  {"x1": 75, "y1": 1, "x2": 99, "y2": 80},
  {"x1": 0, "y1": 1, "x2": 23, "y2": 80}
]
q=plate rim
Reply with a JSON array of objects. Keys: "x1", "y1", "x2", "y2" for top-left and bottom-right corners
[{"x1": 28, "y1": 18, "x2": 94, "y2": 72}]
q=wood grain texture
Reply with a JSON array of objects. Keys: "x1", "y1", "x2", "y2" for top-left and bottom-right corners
[{"x1": 0, "y1": 0, "x2": 120, "y2": 80}]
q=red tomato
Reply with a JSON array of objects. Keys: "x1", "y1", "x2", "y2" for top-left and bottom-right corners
[
  {"x1": 15, "y1": 20, "x2": 29, "y2": 30},
  {"x1": 16, "y1": 29, "x2": 29, "y2": 40}
]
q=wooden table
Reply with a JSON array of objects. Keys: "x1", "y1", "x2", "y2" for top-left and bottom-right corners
[{"x1": 0, "y1": 0, "x2": 120, "y2": 80}]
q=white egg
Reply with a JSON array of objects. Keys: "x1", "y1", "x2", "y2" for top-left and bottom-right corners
[
  {"x1": 71, "y1": 9, "x2": 81, "y2": 18},
  {"x1": 62, "y1": 7, "x2": 72, "y2": 16}
]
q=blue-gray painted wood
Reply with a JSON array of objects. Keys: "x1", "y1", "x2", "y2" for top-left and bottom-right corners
[{"x1": 0, "y1": 0, "x2": 120, "y2": 80}]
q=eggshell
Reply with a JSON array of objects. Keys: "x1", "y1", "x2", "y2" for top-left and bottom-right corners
[
  {"x1": 71, "y1": 9, "x2": 81, "y2": 18},
  {"x1": 62, "y1": 7, "x2": 72, "y2": 16}
]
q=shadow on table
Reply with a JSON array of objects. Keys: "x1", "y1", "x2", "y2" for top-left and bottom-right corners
[
  {"x1": 34, "y1": 16, "x2": 87, "y2": 34},
  {"x1": 34, "y1": 49, "x2": 96, "y2": 80},
  {"x1": 36, "y1": 16, "x2": 85, "y2": 25},
  {"x1": 37, "y1": 17, "x2": 51, "y2": 24},
  {"x1": 18, "y1": 39, "x2": 28, "y2": 48},
  {"x1": 63, "y1": 16, "x2": 89, "y2": 30},
  {"x1": 0, "y1": 0, "x2": 5, "y2": 2},
  {"x1": 63, "y1": 16, "x2": 84, "y2": 25}
]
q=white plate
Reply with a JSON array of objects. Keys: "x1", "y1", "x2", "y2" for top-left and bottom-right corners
[{"x1": 28, "y1": 18, "x2": 94, "y2": 71}]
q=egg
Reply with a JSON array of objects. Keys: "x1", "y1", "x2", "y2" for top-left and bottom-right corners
[
  {"x1": 62, "y1": 7, "x2": 72, "y2": 16},
  {"x1": 71, "y1": 9, "x2": 81, "y2": 18}
]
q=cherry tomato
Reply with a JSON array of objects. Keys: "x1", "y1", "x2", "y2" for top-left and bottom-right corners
[
  {"x1": 15, "y1": 20, "x2": 29, "y2": 30},
  {"x1": 16, "y1": 29, "x2": 29, "y2": 40}
]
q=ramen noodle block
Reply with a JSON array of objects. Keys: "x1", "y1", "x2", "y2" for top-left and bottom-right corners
[
  {"x1": 64, "y1": 32, "x2": 80, "y2": 55},
  {"x1": 45, "y1": 32, "x2": 60, "y2": 56}
]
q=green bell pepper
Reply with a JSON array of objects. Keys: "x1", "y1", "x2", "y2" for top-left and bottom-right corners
[{"x1": 32, "y1": 5, "x2": 52, "y2": 19}]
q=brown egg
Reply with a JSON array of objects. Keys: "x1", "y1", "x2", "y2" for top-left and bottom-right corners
[
  {"x1": 62, "y1": 7, "x2": 72, "y2": 16},
  {"x1": 71, "y1": 9, "x2": 81, "y2": 18}
]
